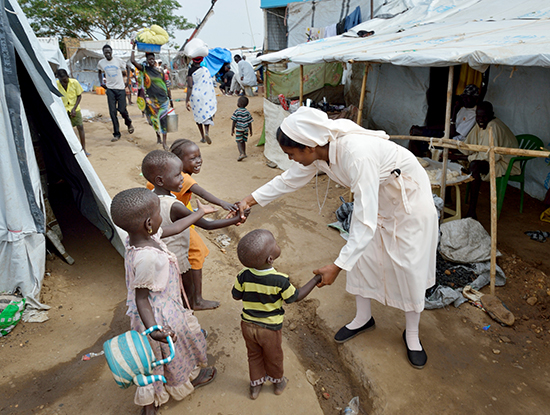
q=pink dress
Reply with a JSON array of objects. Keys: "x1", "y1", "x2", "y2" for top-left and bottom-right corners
[{"x1": 124, "y1": 229, "x2": 207, "y2": 407}]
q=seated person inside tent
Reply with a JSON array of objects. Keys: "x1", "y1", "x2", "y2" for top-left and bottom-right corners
[
  {"x1": 460, "y1": 101, "x2": 520, "y2": 220},
  {"x1": 409, "y1": 84, "x2": 480, "y2": 157}
]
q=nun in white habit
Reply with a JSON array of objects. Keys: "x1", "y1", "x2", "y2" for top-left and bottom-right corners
[{"x1": 237, "y1": 107, "x2": 438, "y2": 369}]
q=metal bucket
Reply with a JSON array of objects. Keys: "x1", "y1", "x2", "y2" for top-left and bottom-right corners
[{"x1": 166, "y1": 110, "x2": 178, "y2": 133}]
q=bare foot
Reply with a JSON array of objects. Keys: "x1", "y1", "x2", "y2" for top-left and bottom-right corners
[
  {"x1": 274, "y1": 377, "x2": 288, "y2": 395},
  {"x1": 194, "y1": 298, "x2": 220, "y2": 311},
  {"x1": 249, "y1": 384, "x2": 263, "y2": 400},
  {"x1": 139, "y1": 404, "x2": 158, "y2": 415},
  {"x1": 191, "y1": 366, "x2": 217, "y2": 389}
]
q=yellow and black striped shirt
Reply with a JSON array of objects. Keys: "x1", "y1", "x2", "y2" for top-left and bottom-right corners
[{"x1": 232, "y1": 267, "x2": 298, "y2": 330}]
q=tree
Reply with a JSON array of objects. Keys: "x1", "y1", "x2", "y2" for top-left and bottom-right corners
[{"x1": 20, "y1": 0, "x2": 195, "y2": 40}]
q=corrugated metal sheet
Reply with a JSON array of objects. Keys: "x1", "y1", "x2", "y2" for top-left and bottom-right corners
[{"x1": 261, "y1": 0, "x2": 309, "y2": 9}]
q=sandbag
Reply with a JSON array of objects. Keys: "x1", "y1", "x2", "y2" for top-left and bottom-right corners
[
  {"x1": 0, "y1": 295, "x2": 26, "y2": 337},
  {"x1": 439, "y1": 218, "x2": 500, "y2": 264}
]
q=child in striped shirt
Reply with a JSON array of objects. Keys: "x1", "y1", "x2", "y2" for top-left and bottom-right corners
[
  {"x1": 232, "y1": 229, "x2": 321, "y2": 400},
  {"x1": 231, "y1": 96, "x2": 253, "y2": 161}
]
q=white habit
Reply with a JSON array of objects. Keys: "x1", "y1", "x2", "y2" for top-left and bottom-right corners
[{"x1": 252, "y1": 108, "x2": 438, "y2": 313}]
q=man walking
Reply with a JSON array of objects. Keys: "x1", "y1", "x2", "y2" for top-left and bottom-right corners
[{"x1": 97, "y1": 44, "x2": 134, "y2": 142}]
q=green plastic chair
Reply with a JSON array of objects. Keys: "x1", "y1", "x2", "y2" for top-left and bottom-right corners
[{"x1": 495, "y1": 134, "x2": 544, "y2": 218}]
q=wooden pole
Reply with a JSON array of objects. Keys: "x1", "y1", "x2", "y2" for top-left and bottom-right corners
[
  {"x1": 357, "y1": 63, "x2": 369, "y2": 126},
  {"x1": 489, "y1": 129, "x2": 497, "y2": 295},
  {"x1": 391, "y1": 136, "x2": 550, "y2": 158},
  {"x1": 264, "y1": 63, "x2": 269, "y2": 99},
  {"x1": 371, "y1": 0, "x2": 374, "y2": 19},
  {"x1": 299, "y1": 65, "x2": 304, "y2": 106},
  {"x1": 439, "y1": 67, "x2": 454, "y2": 218}
]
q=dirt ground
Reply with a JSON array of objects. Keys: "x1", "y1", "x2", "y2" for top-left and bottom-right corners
[{"x1": 1, "y1": 89, "x2": 550, "y2": 415}]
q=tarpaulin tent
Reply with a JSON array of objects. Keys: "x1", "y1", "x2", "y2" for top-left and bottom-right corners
[
  {"x1": 259, "y1": 0, "x2": 550, "y2": 200},
  {"x1": 0, "y1": 0, "x2": 125, "y2": 309}
]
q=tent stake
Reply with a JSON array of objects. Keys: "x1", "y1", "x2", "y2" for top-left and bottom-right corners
[
  {"x1": 489, "y1": 129, "x2": 497, "y2": 295},
  {"x1": 357, "y1": 63, "x2": 369, "y2": 126},
  {"x1": 300, "y1": 65, "x2": 304, "y2": 105}
]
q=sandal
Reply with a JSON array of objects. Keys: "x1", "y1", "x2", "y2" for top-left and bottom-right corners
[
  {"x1": 204, "y1": 134, "x2": 212, "y2": 145},
  {"x1": 191, "y1": 366, "x2": 217, "y2": 389}
]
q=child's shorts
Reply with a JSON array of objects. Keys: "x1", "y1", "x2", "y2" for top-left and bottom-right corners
[
  {"x1": 189, "y1": 227, "x2": 209, "y2": 269},
  {"x1": 70, "y1": 110, "x2": 83, "y2": 127},
  {"x1": 235, "y1": 129, "x2": 249, "y2": 143}
]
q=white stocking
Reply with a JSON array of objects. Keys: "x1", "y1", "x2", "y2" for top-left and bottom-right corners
[
  {"x1": 405, "y1": 311, "x2": 422, "y2": 351},
  {"x1": 345, "y1": 296, "x2": 372, "y2": 330}
]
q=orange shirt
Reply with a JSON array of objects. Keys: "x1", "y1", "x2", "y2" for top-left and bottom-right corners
[
  {"x1": 146, "y1": 172, "x2": 197, "y2": 208},
  {"x1": 146, "y1": 172, "x2": 208, "y2": 268}
]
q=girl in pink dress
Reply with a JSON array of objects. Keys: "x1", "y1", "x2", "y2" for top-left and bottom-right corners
[{"x1": 111, "y1": 188, "x2": 217, "y2": 415}]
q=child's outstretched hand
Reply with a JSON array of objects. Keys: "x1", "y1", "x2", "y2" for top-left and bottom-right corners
[
  {"x1": 150, "y1": 326, "x2": 177, "y2": 344},
  {"x1": 220, "y1": 201, "x2": 239, "y2": 212},
  {"x1": 196, "y1": 199, "x2": 217, "y2": 215}
]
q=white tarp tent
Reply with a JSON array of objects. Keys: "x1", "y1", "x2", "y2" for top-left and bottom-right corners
[
  {"x1": 37, "y1": 37, "x2": 69, "y2": 73},
  {"x1": 0, "y1": 0, "x2": 125, "y2": 309},
  {"x1": 260, "y1": 0, "x2": 550, "y2": 200}
]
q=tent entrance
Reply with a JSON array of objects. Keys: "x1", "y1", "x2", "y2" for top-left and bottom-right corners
[{"x1": 15, "y1": 52, "x2": 108, "y2": 265}]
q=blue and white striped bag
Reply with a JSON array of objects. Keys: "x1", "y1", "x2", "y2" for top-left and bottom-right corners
[{"x1": 103, "y1": 325, "x2": 175, "y2": 389}]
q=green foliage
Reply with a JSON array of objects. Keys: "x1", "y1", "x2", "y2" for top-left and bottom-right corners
[{"x1": 20, "y1": 0, "x2": 195, "y2": 40}]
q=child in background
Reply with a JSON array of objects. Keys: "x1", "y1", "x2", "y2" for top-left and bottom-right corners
[
  {"x1": 170, "y1": 139, "x2": 238, "y2": 310},
  {"x1": 143, "y1": 149, "x2": 246, "y2": 310},
  {"x1": 231, "y1": 96, "x2": 253, "y2": 161},
  {"x1": 232, "y1": 229, "x2": 321, "y2": 400},
  {"x1": 110, "y1": 187, "x2": 217, "y2": 415}
]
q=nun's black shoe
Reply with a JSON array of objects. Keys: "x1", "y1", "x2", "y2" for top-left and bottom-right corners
[
  {"x1": 334, "y1": 317, "x2": 375, "y2": 343},
  {"x1": 402, "y1": 330, "x2": 427, "y2": 369}
]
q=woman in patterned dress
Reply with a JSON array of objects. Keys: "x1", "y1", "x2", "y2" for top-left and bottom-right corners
[
  {"x1": 131, "y1": 43, "x2": 173, "y2": 150},
  {"x1": 186, "y1": 56, "x2": 217, "y2": 145}
]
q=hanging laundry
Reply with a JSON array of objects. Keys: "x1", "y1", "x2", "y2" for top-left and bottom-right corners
[
  {"x1": 344, "y1": 6, "x2": 362, "y2": 31},
  {"x1": 306, "y1": 27, "x2": 324, "y2": 42},
  {"x1": 324, "y1": 23, "x2": 337, "y2": 38},
  {"x1": 336, "y1": 18, "x2": 346, "y2": 35}
]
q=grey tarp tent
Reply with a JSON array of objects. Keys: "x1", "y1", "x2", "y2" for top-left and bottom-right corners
[{"x1": 0, "y1": 0, "x2": 125, "y2": 309}]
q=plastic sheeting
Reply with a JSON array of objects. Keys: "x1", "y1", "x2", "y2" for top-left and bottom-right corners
[
  {"x1": 267, "y1": 62, "x2": 343, "y2": 99},
  {"x1": 262, "y1": 0, "x2": 550, "y2": 70},
  {"x1": 263, "y1": 99, "x2": 293, "y2": 171},
  {"x1": 358, "y1": 63, "x2": 429, "y2": 135},
  {"x1": 425, "y1": 218, "x2": 506, "y2": 310},
  {"x1": 1, "y1": 0, "x2": 125, "y2": 309},
  {"x1": 484, "y1": 66, "x2": 550, "y2": 201},
  {"x1": 203, "y1": 47, "x2": 232, "y2": 77}
]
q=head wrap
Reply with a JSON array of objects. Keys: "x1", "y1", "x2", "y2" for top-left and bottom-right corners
[
  {"x1": 280, "y1": 107, "x2": 389, "y2": 147},
  {"x1": 462, "y1": 84, "x2": 480, "y2": 97},
  {"x1": 192, "y1": 56, "x2": 204, "y2": 63}
]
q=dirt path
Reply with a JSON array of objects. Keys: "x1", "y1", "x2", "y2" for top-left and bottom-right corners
[{"x1": 1, "y1": 89, "x2": 550, "y2": 414}]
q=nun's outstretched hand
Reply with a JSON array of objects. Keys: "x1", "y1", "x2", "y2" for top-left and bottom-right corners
[{"x1": 314, "y1": 263, "x2": 342, "y2": 287}]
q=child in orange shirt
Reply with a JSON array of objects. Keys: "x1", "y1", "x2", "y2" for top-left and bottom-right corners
[{"x1": 147, "y1": 140, "x2": 238, "y2": 310}]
